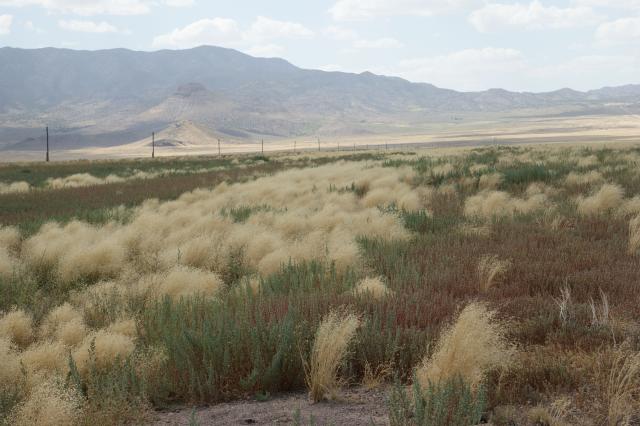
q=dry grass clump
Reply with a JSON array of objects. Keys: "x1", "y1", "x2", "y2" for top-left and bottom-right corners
[
  {"x1": 235, "y1": 275, "x2": 262, "y2": 296},
  {"x1": 148, "y1": 266, "x2": 224, "y2": 300},
  {"x1": 458, "y1": 223, "x2": 491, "y2": 237},
  {"x1": 477, "y1": 255, "x2": 511, "y2": 292},
  {"x1": 0, "y1": 246, "x2": 17, "y2": 279},
  {"x1": 621, "y1": 196, "x2": 640, "y2": 216},
  {"x1": 593, "y1": 345, "x2": 640, "y2": 425},
  {"x1": 23, "y1": 221, "x2": 126, "y2": 282},
  {"x1": 20, "y1": 340, "x2": 68, "y2": 379},
  {"x1": 416, "y1": 302, "x2": 514, "y2": 389},
  {"x1": 40, "y1": 303, "x2": 83, "y2": 337},
  {"x1": 527, "y1": 397, "x2": 572, "y2": 426},
  {"x1": 577, "y1": 155, "x2": 599, "y2": 168},
  {"x1": 0, "y1": 337, "x2": 22, "y2": 390},
  {"x1": 306, "y1": 310, "x2": 361, "y2": 402},
  {"x1": 0, "y1": 181, "x2": 30, "y2": 195},
  {"x1": 0, "y1": 308, "x2": 34, "y2": 348},
  {"x1": 0, "y1": 225, "x2": 21, "y2": 253},
  {"x1": 8, "y1": 378, "x2": 83, "y2": 426},
  {"x1": 628, "y1": 215, "x2": 640, "y2": 255},
  {"x1": 464, "y1": 190, "x2": 548, "y2": 219},
  {"x1": 431, "y1": 163, "x2": 455, "y2": 177},
  {"x1": 19, "y1": 162, "x2": 413, "y2": 282},
  {"x1": 576, "y1": 184, "x2": 624, "y2": 216},
  {"x1": 352, "y1": 276, "x2": 393, "y2": 300},
  {"x1": 72, "y1": 329, "x2": 136, "y2": 375},
  {"x1": 565, "y1": 170, "x2": 604, "y2": 187},
  {"x1": 478, "y1": 172, "x2": 503, "y2": 190}
]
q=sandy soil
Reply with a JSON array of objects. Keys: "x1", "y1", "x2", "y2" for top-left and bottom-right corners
[
  {"x1": 152, "y1": 387, "x2": 390, "y2": 426},
  {"x1": 2, "y1": 114, "x2": 639, "y2": 162}
]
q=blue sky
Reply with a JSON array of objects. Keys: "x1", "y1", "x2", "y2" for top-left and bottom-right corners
[{"x1": 0, "y1": 0, "x2": 639, "y2": 92}]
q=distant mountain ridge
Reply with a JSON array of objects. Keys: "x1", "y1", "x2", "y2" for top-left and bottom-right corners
[{"x1": 0, "y1": 45, "x2": 638, "y2": 149}]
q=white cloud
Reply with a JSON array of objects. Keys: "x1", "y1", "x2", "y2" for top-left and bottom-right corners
[
  {"x1": 245, "y1": 43, "x2": 285, "y2": 57},
  {"x1": 469, "y1": 1, "x2": 601, "y2": 32},
  {"x1": 530, "y1": 55, "x2": 640, "y2": 90},
  {"x1": 324, "y1": 25, "x2": 358, "y2": 40},
  {"x1": 163, "y1": 0, "x2": 194, "y2": 6},
  {"x1": 324, "y1": 25, "x2": 402, "y2": 50},
  {"x1": 152, "y1": 18, "x2": 241, "y2": 48},
  {"x1": 58, "y1": 19, "x2": 122, "y2": 33},
  {"x1": 24, "y1": 21, "x2": 44, "y2": 34},
  {"x1": 572, "y1": 0, "x2": 640, "y2": 10},
  {"x1": 0, "y1": 0, "x2": 151, "y2": 15},
  {"x1": 353, "y1": 37, "x2": 403, "y2": 48},
  {"x1": 329, "y1": 0, "x2": 480, "y2": 20},
  {"x1": 245, "y1": 16, "x2": 313, "y2": 42},
  {"x1": 152, "y1": 16, "x2": 313, "y2": 52},
  {"x1": 0, "y1": 0, "x2": 190, "y2": 15},
  {"x1": 595, "y1": 17, "x2": 640, "y2": 46},
  {"x1": 0, "y1": 14, "x2": 12, "y2": 34},
  {"x1": 388, "y1": 47, "x2": 527, "y2": 90}
]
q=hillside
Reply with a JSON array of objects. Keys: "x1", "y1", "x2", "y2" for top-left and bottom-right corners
[{"x1": 0, "y1": 45, "x2": 639, "y2": 149}]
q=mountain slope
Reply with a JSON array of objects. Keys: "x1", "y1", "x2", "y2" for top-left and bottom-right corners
[{"x1": 0, "y1": 45, "x2": 638, "y2": 149}]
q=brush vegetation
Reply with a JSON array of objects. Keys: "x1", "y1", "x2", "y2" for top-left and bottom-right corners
[{"x1": 1, "y1": 145, "x2": 640, "y2": 424}]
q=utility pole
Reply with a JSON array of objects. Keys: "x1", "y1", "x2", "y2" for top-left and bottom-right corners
[
  {"x1": 45, "y1": 126, "x2": 49, "y2": 162},
  {"x1": 317, "y1": 137, "x2": 320, "y2": 152},
  {"x1": 152, "y1": 132, "x2": 155, "y2": 159},
  {"x1": 386, "y1": 142, "x2": 388, "y2": 151},
  {"x1": 294, "y1": 140, "x2": 296, "y2": 153},
  {"x1": 261, "y1": 139, "x2": 264, "y2": 154},
  {"x1": 218, "y1": 138, "x2": 221, "y2": 156}
]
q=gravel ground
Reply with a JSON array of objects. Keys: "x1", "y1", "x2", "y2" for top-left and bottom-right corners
[{"x1": 153, "y1": 387, "x2": 390, "y2": 426}]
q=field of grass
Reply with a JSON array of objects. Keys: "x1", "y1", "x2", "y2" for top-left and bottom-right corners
[{"x1": 1, "y1": 144, "x2": 640, "y2": 425}]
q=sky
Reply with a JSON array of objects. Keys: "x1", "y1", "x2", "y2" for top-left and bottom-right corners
[{"x1": 0, "y1": 0, "x2": 639, "y2": 92}]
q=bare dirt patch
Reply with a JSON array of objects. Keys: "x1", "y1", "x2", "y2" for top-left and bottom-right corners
[{"x1": 152, "y1": 387, "x2": 390, "y2": 426}]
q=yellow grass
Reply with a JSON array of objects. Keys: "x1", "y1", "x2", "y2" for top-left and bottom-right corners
[
  {"x1": 576, "y1": 184, "x2": 624, "y2": 216},
  {"x1": 416, "y1": 302, "x2": 514, "y2": 389},
  {"x1": 306, "y1": 310, "x2": 361, "y2": 402},
  {"x1": 8, "y1": 378, "x2": 83, "y2": 426},
  {"x1": 629, "y1": 215, "x2": 640, "y2": 255},
  {"x1": 352, "y1": 276, "x2": 393, "y2": 300},
  {"x1": 0, "y1": 308, "x2": 34, "y2": 348},
  {"x1": 477, "y1": 255, "x2": 511, "y2": 292}
]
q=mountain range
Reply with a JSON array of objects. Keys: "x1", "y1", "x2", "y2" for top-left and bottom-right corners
[{"x1": 1, "y1": 45, "x2": 639, "y2": 150}]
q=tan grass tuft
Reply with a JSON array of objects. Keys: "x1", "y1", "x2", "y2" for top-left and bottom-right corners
[
  {"x1": 527, "y1": 397, "x2": 572, "y2": 426},
  {"x1": 361, "y1": 361, "x2": 393, "y2": 390},
  {"x1": 153, "y1": 266, "x2": 224, "y2": 300},
  {"x1": 0, "y1": 337, "x2": 22, "y2": 389},
  {"x1": 0, "y1": 308, "x2": 34, "y2": 348},
  {"x1": 20, "y1": 340, "x2": 68, "y2": 377},
  {"x1": 458, "y1": 223, "x2": 491, "y2": 238},
  {"x1": 597, "y1": 344, "x2": 640, "y2": 426},
  {"x1": 464, "y1": 190, "x2": 548, "y2": 219},
  {"x1": 0, "y1": 246, "x2": 17, "y2": 279},
  {"x1": 306, "y1": 310, "x2": 361, "y2": 402},
  {"x1": 0, "y1": 181, "x2": 30, "y2": 195},
  {"x1": 106, "y1": 318, "x2": 138, "y2": 338},
  {"x1": 0, "y1": 225, "x2": 21, "y2": 253},
  {"x1": 8, "y1": 378, "x2": 83, "y2": 426},
  {"x1": 576, "y1": 184, "x2": 624, "y2": 216},
  {"x1": 40, "y1": 303, "x2": 88, "y2": 347},
  {"x1": 352, "y1": 276, "x2": 393, "y2": 300},
  {"x1": 629, "y1": 215, "x2": 640, "y2": 256},
  {"x1": 416, "y1": 302, "x2": 514, "y2": 389},
  {"x1": 565, "y1": 170, "x2": 604, "y2": 187},
  {"x1": 477, "y1": 255, "x2": 511, "y2": 292},
  {"x1": 73, "y1": 330, "x2": 136, "y2": 375},
  {"x1": 478, "y1": 173, "x2": 503, "y2": 190}
]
